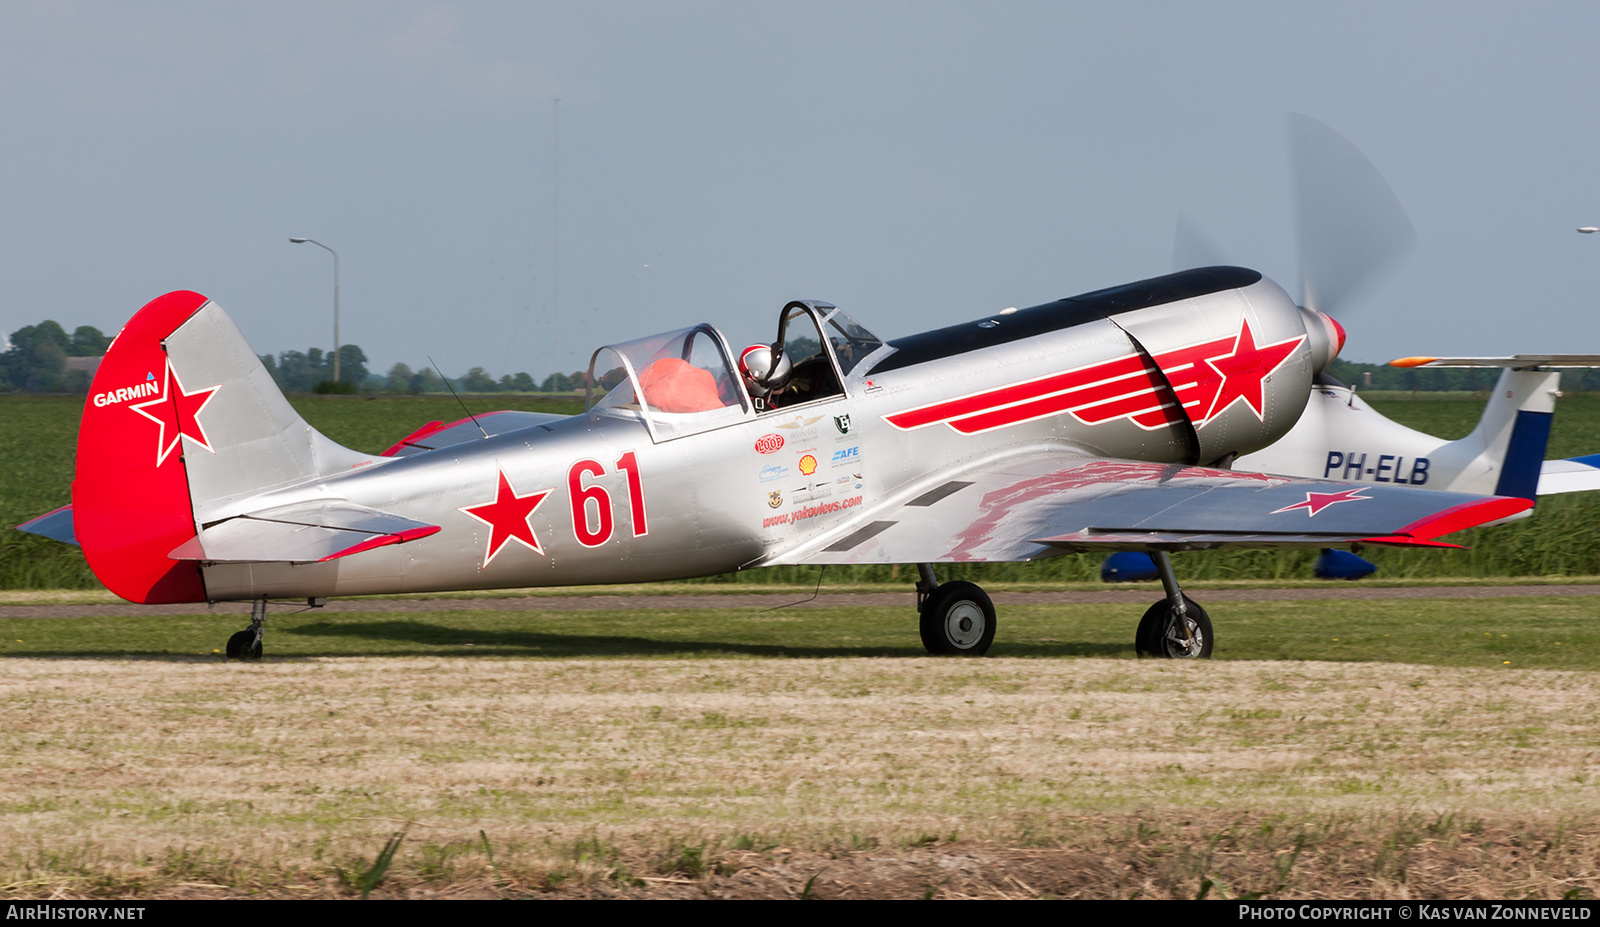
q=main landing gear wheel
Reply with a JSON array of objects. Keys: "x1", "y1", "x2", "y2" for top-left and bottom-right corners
[
  {"x1": 919, "y1": 581, "x2": 997, "y2": 656},
  {"x1": 1135, "y1": 595, "x2": 1213, "y2": 659}
]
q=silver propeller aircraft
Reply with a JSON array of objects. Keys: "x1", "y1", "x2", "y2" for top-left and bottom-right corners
[{"x1": 20, "y1": 269, "x2": 1531, "y2": 661}]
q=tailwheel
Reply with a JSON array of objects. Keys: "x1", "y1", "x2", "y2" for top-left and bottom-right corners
[
  {"x1": 1135, "y1": 595, "x2": 1212, "y2": 659},
  {"x1": 225, "y1": 629, "x2": 260, "y2": 661},
  {"x1": 919, "y1": 580, "x2": 997, "y2": 656},
  {"x1": 225, "y1": 598, "x2": 267, "y2": 661}
]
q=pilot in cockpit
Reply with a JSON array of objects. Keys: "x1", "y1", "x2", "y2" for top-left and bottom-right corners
[{"x1": 738, "y1": 343, "x2": 790, "y2": 411}]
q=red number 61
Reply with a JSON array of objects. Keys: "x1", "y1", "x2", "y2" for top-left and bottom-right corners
[{"x1": 568, "y1": 451, "x2": 647, "y2": 547}]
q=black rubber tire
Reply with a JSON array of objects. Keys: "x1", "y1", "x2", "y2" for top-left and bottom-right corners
[
  {"x1": 1135, "y1": 595, "x2": 1213, "y2": 659},
  {"x1": 226, "y1": 629, "x2": 262, "y2": 661},
  {"x1": 919, "y1": 581, "x2": 997, "y2": 656},
  {"x1": 225, "y1": 630, "x2": 252, "y2": 659}
]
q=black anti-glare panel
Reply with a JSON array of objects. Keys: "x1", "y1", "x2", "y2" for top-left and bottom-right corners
[{"x1": 867, "y1": 266, "x2": 1262, "y2": 374}]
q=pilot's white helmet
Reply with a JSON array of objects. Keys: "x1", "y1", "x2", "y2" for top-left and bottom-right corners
[{"x1": 740, "y1": 344, "x2": 790, "y2": 397}]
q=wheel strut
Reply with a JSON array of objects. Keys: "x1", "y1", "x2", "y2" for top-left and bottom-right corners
[
  {"x1": 1152, "y1": 551, "x2": 1189, "y2": 621},
  {"x1": 915, "y1": 562, "x2": 939, "y2": 611},
  {"x1": 1136, "y1": 552, "x2": 1213, "y2": 659},
  {"x1": 225, "y1": 598, "x2": 267, "y2": 661}
]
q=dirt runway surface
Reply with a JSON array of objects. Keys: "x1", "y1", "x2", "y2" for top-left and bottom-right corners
[
  {"x1": 5, "y1": 583, "x2": 1600, "y2": 619},
  {"x1": 5, "y1": 655, "x2": 1600, "y2": 899}
]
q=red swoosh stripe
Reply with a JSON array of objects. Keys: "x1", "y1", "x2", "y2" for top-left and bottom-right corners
[{"x1": 886, "y1": 352, "x2": 1186, "y2": 435}]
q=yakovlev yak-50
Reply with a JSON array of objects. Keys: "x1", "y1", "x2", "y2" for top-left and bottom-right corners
[
  {"x1": 19, "y1": 269, "x2": 1536, "y2": 661},
  {"x1": 18, "y1": 117, "x2": 1572, "y2": 661}
]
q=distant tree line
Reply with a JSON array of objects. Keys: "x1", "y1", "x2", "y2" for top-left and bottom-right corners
[
  {"x1": 9, "y1": 317, "x2": 1594, "y2": 396},
  {"x1": 0, "y1": 321, "x2": 110, "y2": 392},
  {"x1": 370, "y1": 364, "x2": 627, "y2": 395}
]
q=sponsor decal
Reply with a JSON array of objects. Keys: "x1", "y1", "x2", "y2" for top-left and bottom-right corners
[
  {"x1": 92, "y1": 372, "x2": 160, "y2": 408},
  {"x1": 798, "y1": 454, "x2": 818, "y2": 476},
  {"x1": 761, "y1": 494, "x2": 863, "y2": 529},
  {"x1": 1271, "y1": 487, "x2": 1373, "y2": 517},
  {"x1": 754, "y1": 433, "x2": 785, "y2": 454},
  {"x1": 833, "y1": 413, "x2": 851, "y2": 435},
  {"x1": 777, "y1": 415, "x2": 824, "y2": 429},
  {"x1": 831, "y1": 446, "x2": 860, "y2": 464},
  {"x1": 758, "y1": 463, "x2": 791, "y2": 483},
  {"x1": 791, "y1": 481, "x2": 833, "y2": 504},
  {"x1": 768, "y1": 490, "x2": 783, "y2": 508}
]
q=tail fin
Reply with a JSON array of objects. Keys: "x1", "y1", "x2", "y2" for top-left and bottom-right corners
[
  {"x1": 1437, "y1": 368, "x2": 1558, "y2": 500},
  {"x1": 75, "y1": 291, "x2": 368, "y2": 603}
]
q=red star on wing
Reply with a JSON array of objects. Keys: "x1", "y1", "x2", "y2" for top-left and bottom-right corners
[
  {"x1": 457, "y1": 468, "x2": 552, "y2": 567},
  {"x1": 129, "y1": 359, "x2": 221, "y2": 466},
  {"x1": 1271, "y1": 487, "x2": 1373, "y2": 517},
  {"x1": 1199, "y1": 318, "x2": 1305, "y2": 425}
]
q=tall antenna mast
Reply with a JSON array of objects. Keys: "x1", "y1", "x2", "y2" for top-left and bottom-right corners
[{"x1": 551, "y1": 97, "x2": 560, "y2": 378}]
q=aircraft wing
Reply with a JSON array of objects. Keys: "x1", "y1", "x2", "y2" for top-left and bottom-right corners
[
  {"x1": 774, "y1": 454, "x2": 1530, "y2": 565},
  {"x1": 168, "y1": 500, "x2": 440, "y2": 564}
]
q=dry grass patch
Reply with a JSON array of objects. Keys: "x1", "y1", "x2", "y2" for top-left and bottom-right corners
[{"x1": 3, "y1": 656, "x2": 1600, "y2": 898}]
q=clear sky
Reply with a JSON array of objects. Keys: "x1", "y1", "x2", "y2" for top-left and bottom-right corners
[{"x1": 2, "y1": 1, "x2": 1596, "y2": 380}]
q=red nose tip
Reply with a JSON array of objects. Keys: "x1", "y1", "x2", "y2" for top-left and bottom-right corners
[{"x1": 1326, "y1": 314, "x2": 1346, "y2": 358}]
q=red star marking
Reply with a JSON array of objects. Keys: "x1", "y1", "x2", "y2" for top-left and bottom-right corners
[
  {"x1": 1271, "y1": 487, "x2": 1374, "y2": 517},
  {"x1": 1198, "y1": 318, "x2": 1305, "y2": 425},
  {"x1": 457, "y1": 468, "x2": 552, "y2": 567},
  {"x1": 129, "y1": 359, "x2": 221, "y2": 466}
]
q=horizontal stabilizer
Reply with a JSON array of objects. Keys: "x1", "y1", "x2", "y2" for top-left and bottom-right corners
[
  {"x1": 1390, "y1": 355, "x2": 1600, "y2": 368},
  {"x1": 382, "y1": 410, "x2": 569, "y2": 457},
  {"x1": 1539, "y1": 453, "x2": 1600, "y2": 495},
  {"x1": 170, "y1": 500, "x2": 440, "y2": 563},
  {"x1": 16, "y1": 505, "x2": 77, "y2": 545}
]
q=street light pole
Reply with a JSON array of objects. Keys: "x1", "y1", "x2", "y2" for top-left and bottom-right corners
[{"x1": 290, "y1": 237, "x2": 341, "y2": 385}]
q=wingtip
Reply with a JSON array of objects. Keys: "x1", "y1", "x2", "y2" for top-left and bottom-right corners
[{"x1": 1388, "y1": 356, "x2": 1436, "y2": 368}]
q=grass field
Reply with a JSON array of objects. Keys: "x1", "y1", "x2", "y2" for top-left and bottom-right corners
[
  {"x1": 4, "y1": 594, "x2": 1600, "y2": 899},
  {"x1": 5, "y1": 392, "x2": 1600, "y2": 589}
]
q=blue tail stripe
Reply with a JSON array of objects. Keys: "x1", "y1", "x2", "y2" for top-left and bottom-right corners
[
  {"x1": 1494, "y1": 410, "x2": 1554, "y2": 500},
  {"x1": 1569, "y1": 452, "x2": 1600, "y2": 468}
]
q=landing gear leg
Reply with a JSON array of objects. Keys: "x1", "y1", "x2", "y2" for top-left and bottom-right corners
[
  {"x1": 915, "y1": 562, "x2": 997, "y2": 656},
  {"x1": 226, "y1": 598, "x2": 266, "y2": 661},
  {"x1": 1135, "y1": 552, "x2": 1212, "y2": 659}
]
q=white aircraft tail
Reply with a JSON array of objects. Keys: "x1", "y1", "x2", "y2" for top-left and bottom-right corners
[
  {"x1": 1428, "y1": 367, "x2": 1556, "y2": 499},
  {"x1": 1235, "y1": 360, "x2": 1578, "y2": 502}
]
